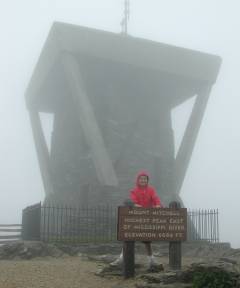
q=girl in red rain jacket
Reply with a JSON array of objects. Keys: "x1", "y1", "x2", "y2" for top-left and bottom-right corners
[{"x1": 111, "y1": 171, "x2": 163, "y2": 269}]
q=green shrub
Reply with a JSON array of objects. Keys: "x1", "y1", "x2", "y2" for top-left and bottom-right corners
[{"x1": 192, "y1": 270, "x2": 236, "y2": 288}]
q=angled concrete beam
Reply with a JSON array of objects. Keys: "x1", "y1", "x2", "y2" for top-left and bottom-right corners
[
  {"x1": 25, "y1": 26, "x2": 60, "y2": 108},
  {"x1": 174, "y1": 86, "x2": 212, "y2": 195},
  {"x1": 61, "y1": 52, "x2": 118, "y2": 187},
  {"x1": 29, "y1": 110, "x2": 54, "y2": 196}
]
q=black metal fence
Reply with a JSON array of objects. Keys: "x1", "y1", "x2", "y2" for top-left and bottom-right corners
[
  {"x1": 187, "y1": 209, "x2": 219, "y2": 242},
  {"x1": 22, "y1": 203, "x2": 219, "y2": 243},
  {"x1": 41, "y1": 205, "x2": 116, "y2": 243}
]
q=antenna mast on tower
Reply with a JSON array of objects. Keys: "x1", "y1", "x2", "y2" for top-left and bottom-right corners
[{"x1": 121, "y1": 0, "x2": 130, "y2": 35}]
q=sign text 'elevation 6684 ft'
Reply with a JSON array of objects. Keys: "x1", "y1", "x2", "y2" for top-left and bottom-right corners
[{"x1": 117, "y1": 207, "x2": 187, "y2": 242}]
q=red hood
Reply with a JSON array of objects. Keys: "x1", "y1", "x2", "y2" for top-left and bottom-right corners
[{"x1": 135, "y1": 170, "x2": 149, "y2": 187}]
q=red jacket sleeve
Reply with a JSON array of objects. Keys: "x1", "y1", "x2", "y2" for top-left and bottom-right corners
[
  {"x1": 150, "y1": 187, "x2": 163, "y2": 207},
  {"x1": 130, "y1": 190, "x2": 139, "y2": 205}
]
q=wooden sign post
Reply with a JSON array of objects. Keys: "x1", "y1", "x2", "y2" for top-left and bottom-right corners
[
  {"x1": 122, "y1": 199, "x2": 135, "y2": 278},
  {"x1": 169, "y1": 201, "x2": 182, "y2": 270},
  {"x1": 123, "y1": 240, "x2": 135, "y2": 278},
  {"x1": 117, "y1": 202, "x2": 187, "y2": 277}
]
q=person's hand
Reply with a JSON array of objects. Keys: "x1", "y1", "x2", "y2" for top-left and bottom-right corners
[{"x1": 134, "y1": 204, "x2": 142, "y2": 207}]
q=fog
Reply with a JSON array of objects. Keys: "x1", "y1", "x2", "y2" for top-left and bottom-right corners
[{"x1": 0, "y1": 0, "x2": 239, "y2": 247}]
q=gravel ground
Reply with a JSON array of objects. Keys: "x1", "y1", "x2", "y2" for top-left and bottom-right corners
[
  {"x1": 1, "y1": 242, "x2": 239, "y2": 288},
  {"x1": 0, "y1": 257, "x2": 137, "y2": 288},
  {"x1": 0, "y1": 255, "x2": 205, "y2": 288}
]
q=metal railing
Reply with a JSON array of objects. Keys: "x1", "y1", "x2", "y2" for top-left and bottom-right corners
[
  {"x1": 22, "y1": 204, "x2": 219, "y2": 243},
  {"x1": 0, "y1": 224, "x2": 22, "y2": 244}
]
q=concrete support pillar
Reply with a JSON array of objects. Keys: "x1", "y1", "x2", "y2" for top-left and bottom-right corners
[
  {"x1": 29, "y1": 110, "x2": 54, "y2": 196},
  {"x1": 174, "y1": 86, "x2": 212, "y2": 195},
  {"x1": 61, "y1": 52, "x2": 118, "y2": 187}
]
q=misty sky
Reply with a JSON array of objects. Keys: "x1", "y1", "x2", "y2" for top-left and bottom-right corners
[{"x1": 0, "y1": 0, "x2": 239, "y2": 247}]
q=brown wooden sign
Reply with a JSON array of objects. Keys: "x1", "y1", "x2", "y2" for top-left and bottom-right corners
[{"x1": 117, "y1": 207, "x2": 187, "y2": 242}]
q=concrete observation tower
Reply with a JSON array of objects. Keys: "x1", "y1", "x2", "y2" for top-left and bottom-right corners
[{"x1": 25, "y1": 22, "x2": 221, "y2": 207}]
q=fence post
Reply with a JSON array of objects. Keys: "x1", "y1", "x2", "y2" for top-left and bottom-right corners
[
  {"x1": 22, "y1": 202, "x2": 41, "y2": 241},
  {"x1": 169, "y1": 201, "x2": 182, "y2": 270},
  {"x1": 122, "y1": 199, "x2": 135, "y2": 278},
  {"x1": 22, "y1": 207, "x2": 27, "y2": 240}
]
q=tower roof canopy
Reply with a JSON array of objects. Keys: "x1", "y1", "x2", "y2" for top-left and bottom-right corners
[{"x1": 25, "y1": 22, "x2": 221, "y2": 112}]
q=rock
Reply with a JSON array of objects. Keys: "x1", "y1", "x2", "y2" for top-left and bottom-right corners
[
  {"x1": 139, "y1": 270, "x2": 183, "y2": 285},
  {"x1": 95, "y1": 264, "x2": 123, "y2": 277},
  {"x1": 0, "y1": 241, "x2": 64, "y2": 259},
  {"x1": 55, "y1": 244, "x2": 80, "y2": 256},
  {"x1": 87, "y1": 254, "x2": 116, "y2": 263},
  {"x1": 224, "y1": 248, "x2": 240, "y2": 258},
  {"x1": 0, "y1": 242, "x2": 23, "y2": 259},
  {"x1": 95, "y1": 261, "x2": 146, "y2": 277},
  {"x1": 136, "y1": 284, "x2": 192, "y2": 288},
  {"x1": 146, "y1": 263, "x2": 164, "y2": 273}
]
